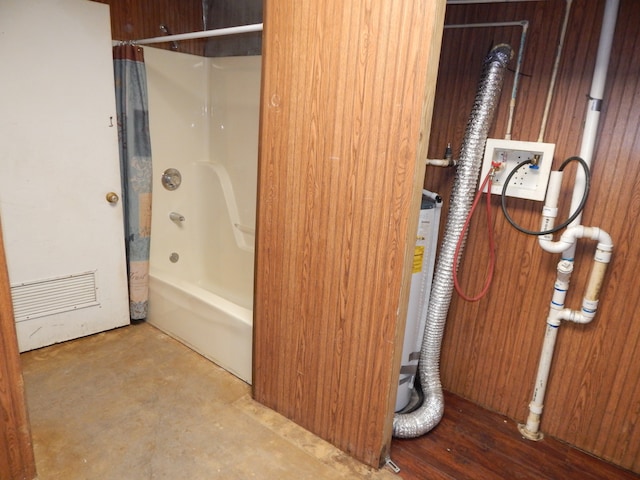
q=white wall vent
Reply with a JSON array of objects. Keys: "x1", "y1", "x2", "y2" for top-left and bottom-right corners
[{"x1": 11, "y1": 271, "x2": 100, "y2": 322}]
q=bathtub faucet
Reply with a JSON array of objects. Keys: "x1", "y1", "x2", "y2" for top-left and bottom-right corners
[{"x1": 169, "y1": 212, "x2": 185, "y2": 223}]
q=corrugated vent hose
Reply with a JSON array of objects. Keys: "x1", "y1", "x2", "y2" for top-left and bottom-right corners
[{"x1": 393, "y1": 43, "x2": 513, "y2": 438}]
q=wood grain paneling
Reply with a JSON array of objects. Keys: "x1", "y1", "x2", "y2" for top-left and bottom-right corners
[
  {"x1": 93, "y1": 0, "x2": 205, "y2": 55},
  {"x1": 392, "y1": 391, "x2": 640, "y2": 480},
  {"x1": 253, "y1": 0, "x2": 445, "y2": 468},
  {"x1": 427, "y1": 0, "x2": 640, "y2": 472},
  {"x1": 93, "y1": 0, "x2": 261, "y2": 57},
  {"x1": 91, "y1": 0, "x2": 639, "y2": 472},
  {"x1": 0, "y1": 219, "x2": 36, "y2": 480}
]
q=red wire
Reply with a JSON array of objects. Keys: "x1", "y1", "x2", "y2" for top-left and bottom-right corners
[{"x1": 453, "y1": 171, "x2": 496, "y2": 302}]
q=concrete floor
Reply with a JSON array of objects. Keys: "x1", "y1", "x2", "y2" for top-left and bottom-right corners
[{"x1": 21, "y1": 322, "x2": 399, "y2": 480}]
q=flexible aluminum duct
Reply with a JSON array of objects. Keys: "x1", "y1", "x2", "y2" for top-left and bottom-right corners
[{"x1": 393, "y1": 43, "x2": 512, "y2": 438}]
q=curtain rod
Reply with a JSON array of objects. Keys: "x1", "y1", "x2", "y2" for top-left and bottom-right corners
[
  {"x1": 130, "y1": 23, "x2": 263, "y2": 46},
  {"x1": 129, "y1": 16, "x2": 527, "y2": 46},
  {"x1": 129, "y1": 15, "x2": 528, "y2": 46},
  {"x1": 444, "y1": 20, "x2": 528, "y2": 29}
]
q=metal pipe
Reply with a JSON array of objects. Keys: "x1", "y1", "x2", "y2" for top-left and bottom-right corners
[
  {"x1": 446, "y1": 0, "x2": 543, "y2": 4},
  {"x1": 393, "y1": 43, "x2": 513, "y2": 438},
  {"x1": 444, "y1": 20, "x2": 527, "y2": 30}
]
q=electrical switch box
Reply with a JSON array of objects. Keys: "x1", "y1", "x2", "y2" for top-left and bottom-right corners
[{"x1": 479, "y1": 139, "x2": 555, "y2": 201}]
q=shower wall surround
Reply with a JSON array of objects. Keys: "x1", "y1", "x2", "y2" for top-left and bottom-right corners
[{"x1": 145, "y1": 47, "x2": 260, "y2": 383}]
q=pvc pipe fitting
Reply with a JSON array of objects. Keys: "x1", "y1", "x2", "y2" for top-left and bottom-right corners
[
  {"x1": 539, "y1": 225, "x2": 613, "y2": 255},
  {"x1": 557, "y1": 259, "x2": 573, "y2": 279},
  {"x1": 425, "y1": 158, "x2": 456, "y2": 167},
  {"x1": 545, "y1": 171, "x2": 564, "y2": 209}
]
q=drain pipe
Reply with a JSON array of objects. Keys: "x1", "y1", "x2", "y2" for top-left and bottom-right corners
[
  {"x1": 519, "y1": 0, "x2": 619, "y2": 441},
  {"x1": 393, "y1": 43, "x2": 512, "y2": 438}
]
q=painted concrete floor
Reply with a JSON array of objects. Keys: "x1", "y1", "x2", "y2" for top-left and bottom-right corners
[{"x1": 21, "y1": 322, "x2": 399, "y2": 480}]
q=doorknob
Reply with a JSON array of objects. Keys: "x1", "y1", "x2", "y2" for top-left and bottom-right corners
[{"x1": 106, "y1": 192, "x2": 119, "y2": 204}]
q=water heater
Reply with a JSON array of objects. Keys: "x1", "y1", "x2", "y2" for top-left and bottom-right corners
[{"x1": 395, "y1": 190, "x2": 442, "y2": 412}]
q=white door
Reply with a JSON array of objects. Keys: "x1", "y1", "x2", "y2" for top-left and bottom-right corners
[{"x1": 0, "y1": 0, "x2": 130, "y2": 351}]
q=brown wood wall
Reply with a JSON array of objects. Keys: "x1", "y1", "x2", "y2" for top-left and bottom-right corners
[
  {"x1": 429, "y1": 0, "x2": 640, "y2": 473},
  {"x1": 0, "y1": 219, "x2": 36, "y2": 480},
  {"x1": 92, "y1": 0, "x2": 204, "y2": 55},
  {"x1": 253, "y1": 0, "x2": 445, "y2": 468},
  {"x1": 92, "y1": 0, "x2": 261, "y2": 57},
  {"x1": 93, "y1": 0, "x2": 640, "y2": 473}
]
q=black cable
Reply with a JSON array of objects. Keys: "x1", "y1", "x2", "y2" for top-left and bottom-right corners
[{"x1": 500, "y1": 156, "x2": 590, "y2": 236}]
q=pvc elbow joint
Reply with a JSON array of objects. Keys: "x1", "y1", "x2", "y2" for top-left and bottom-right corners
[
  {"x1": 425, "y1": 158, "x2": 457, "y2": 167},
  {"x1": 580, "y1": 300, "x2": 598, "y2": 322},
  {"x1": 539, "y1": 234, "x2": 573, "y2": 254},
  {"x1": 539, "y1": 225, "x2": 613, "y2": 255},
  {"x1": 558, "y1": 308, "x2": 594, "y2": 324}
]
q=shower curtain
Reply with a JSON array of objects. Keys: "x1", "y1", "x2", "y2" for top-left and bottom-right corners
[{"x1": 113, "y1": 44, "x2": 153, "y2": 320}]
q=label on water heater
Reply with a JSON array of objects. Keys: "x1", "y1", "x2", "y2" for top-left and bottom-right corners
[{"x1": 413, "y1": 245, "x2": 425, "y2": 273}]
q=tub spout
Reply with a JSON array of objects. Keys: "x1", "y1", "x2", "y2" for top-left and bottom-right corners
[{"x1": 169, "y1": 212, "x2": 185, "y2": 223}]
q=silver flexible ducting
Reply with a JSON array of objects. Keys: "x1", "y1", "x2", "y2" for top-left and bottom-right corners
[{"x1": 393, "y1": 44, "x2": 512, "y2": 438}]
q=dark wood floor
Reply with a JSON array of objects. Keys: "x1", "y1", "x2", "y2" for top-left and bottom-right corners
[{"x1": 390, "y1": 391, "x2": 639, "y2": 480}]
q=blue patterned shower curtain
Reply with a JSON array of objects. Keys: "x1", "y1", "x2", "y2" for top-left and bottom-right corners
[{"x1": 113, "y1": 45, "x2": 153, "y2": 320}]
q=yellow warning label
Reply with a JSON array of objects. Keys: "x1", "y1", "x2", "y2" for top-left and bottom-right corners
[{"x1": 413, "y1": 246, "x2": 425, "y2": 273}]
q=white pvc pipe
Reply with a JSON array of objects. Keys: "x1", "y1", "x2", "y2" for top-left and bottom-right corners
[
  {"x1": 425, "y1": 158, "x2": 456, "y2": 167},
  {"x1": 538, "y1": 170, "x2": 564, "y2": 235},
  {"x1": 130, "y1": 23, "x2": 263, "y2": 46},
  {"x1": 538, "y1": 0, "x2": 573, "y2": 143},
  {"x1": 505, "y1": 21, "x2": 528, "y2": 140},
  {"x1": 539, "y1": 225, "x2": 612, "y2": 254},
  {"x1": 563, "y1": 0, "x2": 619, "y2": 260},
  {"x1": 521, "y1": 0, "x2": 619, "y2": 442},
  {"x1": 521, "y1": 233, "x2": 612, "y2": 440},
  {"x1": 521, "y1": 322, "x2": 559, "y2": 440}
]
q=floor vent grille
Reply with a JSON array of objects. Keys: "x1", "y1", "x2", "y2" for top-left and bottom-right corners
[{"x1": 11, "y1": 271, "x2": 100, "y2": 322}]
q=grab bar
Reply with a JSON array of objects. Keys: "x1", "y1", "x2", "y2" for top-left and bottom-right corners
[{"x1": 234, "y1": 223, "x2": 255, "y2": 235}]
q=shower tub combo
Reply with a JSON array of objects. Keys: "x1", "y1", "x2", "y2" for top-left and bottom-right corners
[{"x1": 144, "y1": 48, "x2": 260, "y2": 383}]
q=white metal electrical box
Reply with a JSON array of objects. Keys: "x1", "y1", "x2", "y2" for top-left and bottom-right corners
[{"x1": 480, "y1": 139, "x2": 555, "y2": 201}]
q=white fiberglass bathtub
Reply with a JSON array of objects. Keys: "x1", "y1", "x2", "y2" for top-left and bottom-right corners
[
  {"x1": 144, "y1": 48, "x2": 260, "y2": 384},
  {"x1": 148, "y1": 267, "x2": 253, "y2": 382}
]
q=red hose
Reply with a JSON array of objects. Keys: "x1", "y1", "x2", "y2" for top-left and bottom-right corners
[{"x1": 453, "y1": 171, "x2": 496, "y2": 302}]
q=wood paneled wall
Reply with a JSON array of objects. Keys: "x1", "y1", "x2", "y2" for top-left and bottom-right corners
[
  {"x1": 0, "y1": 219, "x2": 36, "y2": 480},
  {"x1": 253, "y1": 0, "x2": 445, "y2": 468},
  {"x1": 92, "y1": 0, "x2": 205, "y2": 55},
  {"x1": 428, "y1": 0, "x2": 640, "y2": 472},
  {"x1": 93, "y1": 0, "x2": 639, "y2": 472},
  {"x1": 92, "y1": 0, "x2": 261, "y2": 57}
]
